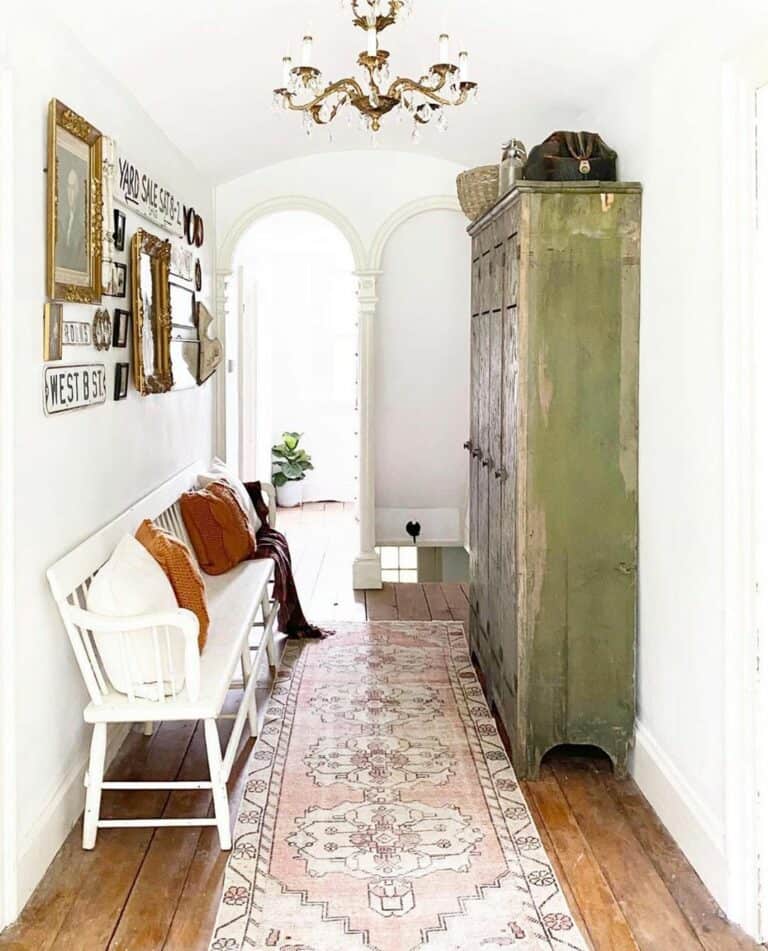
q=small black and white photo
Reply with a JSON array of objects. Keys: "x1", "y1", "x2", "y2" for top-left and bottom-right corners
[
  {"x1": 105, "y1": 261, "x2": 127, "y2": 298},
  {"x1": 113, "y1": 309, "x2": 130, "y2": 348},
  {"x1": 113, "y1": 210, "x2": 126, "y2": 252},
  {"x1": 113, "y1": 362, "x2": 129, "y2": 400}
]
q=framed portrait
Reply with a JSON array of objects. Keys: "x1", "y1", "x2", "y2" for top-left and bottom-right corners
[
  {"x1": 113, "y1": 309, "x2": 130, "y2": 348},
  {"x1": 47, "y1": 100, "x2": 102, "y2": 303},
  {"x1": 43, "y1": 302, "x2": 63, "y2": 361},
  {"x1": 113, "y1": 362, "x2": 129, "y2": 401},
  {"x1": 105, "y1": 262, "x2": 127, "y2": 298},
  {"x1": 113, "y1": 210, "x2": 126, "y2": 252}
]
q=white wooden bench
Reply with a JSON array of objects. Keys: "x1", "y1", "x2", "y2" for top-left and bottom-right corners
[{"x1": 46, "y1": 460, "x2": 278, "y2": 851}]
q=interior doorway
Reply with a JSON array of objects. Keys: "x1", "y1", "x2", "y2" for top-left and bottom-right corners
[{"x1": 232, "y1": 211, "x2": 359, "y2": 506}]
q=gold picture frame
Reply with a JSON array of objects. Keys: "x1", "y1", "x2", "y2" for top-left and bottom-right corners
[
  {"x1": 43, "y1": 302, "x2": 63, "y2": 361},
  {"x1": 131, "y1": 228, "x2": 173, "y2": 395},
  {"x1": 46, "y1": 99, "x2": 103, "y2": 303}
]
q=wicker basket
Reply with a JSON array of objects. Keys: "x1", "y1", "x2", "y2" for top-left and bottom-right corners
[{"x1": 457, "y1": 165, "x2": 500, "y2": 221}]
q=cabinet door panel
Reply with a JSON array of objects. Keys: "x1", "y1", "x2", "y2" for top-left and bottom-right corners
[{"x1": 477, "y1": 310, "x2": 490, "y2": 638}]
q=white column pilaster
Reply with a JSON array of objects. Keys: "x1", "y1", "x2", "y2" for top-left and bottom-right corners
[{"x1": 353, "y1": 270, "x2": 382, "y2": 589}]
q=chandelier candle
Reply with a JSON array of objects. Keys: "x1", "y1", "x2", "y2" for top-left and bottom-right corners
[{"x1": 273, "y1": 0, "x2": 477, "y2": 134}]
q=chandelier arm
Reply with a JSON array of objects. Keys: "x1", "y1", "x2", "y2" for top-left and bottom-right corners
[
  {"x1": 387, "y1": 76, "x2": 467, "y2": 108},
  {"x1": 284, "y1": 77, "x2": 366, "y2": 113}
]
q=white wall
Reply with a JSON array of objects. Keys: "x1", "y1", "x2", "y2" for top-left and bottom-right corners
[
  {"x1": 376, "y1": 210, "x2": 470, "y2": 542},
  {"x1": 578, "y1": 17, "x2": 767, "y2": 928},
  {"x1": 4, "y1": 13, "x2": 215, "y2": 915},
  {"x1": 216, "y1": 151, "x2": 471, "y2": 545}
]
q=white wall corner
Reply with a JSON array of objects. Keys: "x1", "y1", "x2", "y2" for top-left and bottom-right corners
[
  {"x1": 631, "y1": 721, "x2": 728, "y2": 909},
  {"x1": 15, "y1": 723, "x2": 130, "y2": 914}
]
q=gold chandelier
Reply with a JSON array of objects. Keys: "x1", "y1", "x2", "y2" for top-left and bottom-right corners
[{"x1": 272, "y1": 0, "x2": 477, "y2": 138}]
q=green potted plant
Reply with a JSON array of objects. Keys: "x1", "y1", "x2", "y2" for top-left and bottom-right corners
[{"x1": 272, "y1": 432, "x2": 314, "y2": 507}]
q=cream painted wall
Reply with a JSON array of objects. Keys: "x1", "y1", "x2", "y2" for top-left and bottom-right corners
[
  {"x1": 5, "y1": 14, "x2": 215, "y2": 913},
  {"x1": 216, "y1": 151, "x2": 471, "y2": 546},
  {"x1": 578, "y1": 17, "x2": 768, "y2": 930},
  {"x1": 376, "y1": 210, "x2": 470, "y2": 542}
]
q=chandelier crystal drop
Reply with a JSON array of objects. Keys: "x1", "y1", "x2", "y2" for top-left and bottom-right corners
[{"x1": 273, "y1": 0, "x2": 477, "y2": 135}]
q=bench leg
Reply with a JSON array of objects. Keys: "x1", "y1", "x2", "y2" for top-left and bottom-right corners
[
  {"x1": 262, "y1": 589, "x2": 277, "y2": 669},
  {"x1": 204, "y1": 718, "x2": 232, "y2": 850},
  {"x1": 143, "y1": 721, "x2": 154, "y2": 737},
  {"x1": 240, "y1": 645, "x2": 259, "y2": 738},
  {"x1": 83, "y1": 722, "x2": 106, "y2": 850}
]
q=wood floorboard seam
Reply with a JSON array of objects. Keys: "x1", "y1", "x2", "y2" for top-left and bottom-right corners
[{"x1": 104, "y1": 723, "x2": 199, "y2": 951}]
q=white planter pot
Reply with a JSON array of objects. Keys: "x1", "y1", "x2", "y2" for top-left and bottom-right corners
[{"x1": 276, "y1": 480, "x2": 304, "y2": 508}]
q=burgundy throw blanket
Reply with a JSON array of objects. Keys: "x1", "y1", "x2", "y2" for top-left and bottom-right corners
[{"x1": 244, "y1": 482, "x2": 329, "y2": 639}]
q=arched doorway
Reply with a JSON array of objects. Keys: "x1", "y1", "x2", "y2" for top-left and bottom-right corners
[{"x1": 232, "y1": 211, "x2": 358, "y2": 504}]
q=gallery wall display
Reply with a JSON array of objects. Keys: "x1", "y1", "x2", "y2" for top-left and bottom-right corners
[
  {"x1": 47, "y1": 99, "x2": 103, "y2": 303},
  {"x1": 43, "y1": 364, "x2": 107, "y2": 415},
  {"x1": 113, "y1": 309, "x2": 130, "y2": 348},
  {"x1": 132, "y1": 228, "x2": 173, "y2": 395},
  {"x1": 113, "y1": 363, "x2": 129, "y2": 401},
  {"x1": 62, "y1": 320, "x2": 92, "y2": 346},
  {"x1": 197, "y1": 302, "x2": 223, "y2": 384},
  {"x1": 43, "y1": 303, "x2": 63, "y2": 361}
]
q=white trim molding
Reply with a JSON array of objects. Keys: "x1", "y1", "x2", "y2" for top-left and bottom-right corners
[
  {"x1": 0, "y1": 61, "x2": 16, "y2": 930},
  {"x1": 353, "y1": 270, "x2": 382, "y2": 589},
  {"x1": 369, "y1": 195, "x2": 462, "y2": 271},
  {"x1": 16, "y1": 724, "x2": 129, "y2": 911},
  {"x1": 721, "y1": 53, "x2": 764, "y2": 939},
  {"x1": 219, "y1": 195, "x2": 368, "y2": 274},
  {"x1": 631, "y1": 722, "x2": 727, "y2": 906}
]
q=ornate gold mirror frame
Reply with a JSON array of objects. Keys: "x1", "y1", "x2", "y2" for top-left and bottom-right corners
[
  {"x1": 46, "y1": 99, "x2": 103, "y2": 303},
  {"x1": 131, "y1": 229, "x2": 173, "y2": 394}
]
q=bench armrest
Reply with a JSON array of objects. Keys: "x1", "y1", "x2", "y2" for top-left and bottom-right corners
[{"x1": 65, "y1": 605, "x2": 201, "y2": 702}]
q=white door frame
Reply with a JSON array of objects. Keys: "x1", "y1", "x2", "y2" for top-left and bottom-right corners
[
  {"x1": 721, "y1": 51, "x2": 768, "y2": 940},
  {"x1": 0, "y1": 60, "x2": 18, "y2": 929},
  {"x1": 217, "y1": 196, "x2": 382, "y2": 588}
]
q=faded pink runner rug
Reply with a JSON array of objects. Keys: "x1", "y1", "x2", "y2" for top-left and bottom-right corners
[{"x1": 209, "y1": 622, "x2": 587, "y2": 950}]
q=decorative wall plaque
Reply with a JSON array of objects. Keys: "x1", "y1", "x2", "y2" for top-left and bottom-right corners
[
  {"x1": 197, "y1": 302, "x2": 223, "y2": 384},
  {"x1": 114, "y1": 152, "x2": 185, "y2": 238},
  {"x1": 62, "y1": 321, "x2": 92, "y2": 346},
  {"x1": 44, "y1": 364, "x2": 107, "y2": 415}
]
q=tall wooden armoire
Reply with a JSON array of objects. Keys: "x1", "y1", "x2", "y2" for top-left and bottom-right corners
[{"x1": 466, "y1": 181, "x2": 641, "y2": 779}]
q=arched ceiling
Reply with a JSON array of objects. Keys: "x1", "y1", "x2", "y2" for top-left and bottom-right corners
[{"x1": 46, "y1": 0, "x2": 714, "y2": 184}]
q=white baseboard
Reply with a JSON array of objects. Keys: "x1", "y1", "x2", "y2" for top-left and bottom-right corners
[
  {"x1": 353, "y1": 551, "x2": 382, "y2": 590},
  {"x1": 631, "y1": 720, "x2": 727, "y2": 908},
  {"x1": 15, "y1": 723, "x2": 130, "y2": 913}
]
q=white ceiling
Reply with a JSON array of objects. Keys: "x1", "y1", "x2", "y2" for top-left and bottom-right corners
[{"x1": 49, "y1": 0, "x2": 702, "y2": 184}]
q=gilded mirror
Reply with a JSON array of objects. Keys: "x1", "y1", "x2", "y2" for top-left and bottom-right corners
[{"x1": 131, "y1": 229, "x2": 173, "y2": 394}]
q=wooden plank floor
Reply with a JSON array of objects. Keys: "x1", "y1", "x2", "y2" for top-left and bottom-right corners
[{"x1": 0, "y1": 503, "x2": 760, "y2": 950}]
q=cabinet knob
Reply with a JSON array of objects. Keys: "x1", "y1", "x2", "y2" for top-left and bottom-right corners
[
  {"x1": 496, "y1": 467, "x2": 509, "y2": 482},
  {"x1": 481, "y1": 458, "x2": 490, "y2": 468},
  {"x1": 463, "y1": 440, "x2": 473, "y2": 451},
  {"x1": 471, "y1": 448, "x2": 482, "y2": 460}
]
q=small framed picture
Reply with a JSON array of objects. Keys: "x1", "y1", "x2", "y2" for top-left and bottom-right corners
[
  {"x1": 105, "y1": 261, "x2": 127, "y2": 298},
  {"x1": 43, "y1": 302, "x2": 63, "y2": 361},
  {"x1": 113, "y1": 309, "x2": 130, "y2": 347},
  {"x1": 113, "y1": 210, "x2": 126, "y2": 252},
  {"x1": 194, "y1": 258, "x2": 202, "y2": 292},
  {"x1": 113, "y1": 362, "x2": 129, "y2": 400}
]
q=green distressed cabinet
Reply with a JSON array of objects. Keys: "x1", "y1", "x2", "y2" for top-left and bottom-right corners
[{"x1": 466, "y1": 182, "x2": 641, "y2": 779}]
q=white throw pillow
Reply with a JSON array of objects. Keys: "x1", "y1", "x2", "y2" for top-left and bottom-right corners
[
  {"x1": 87, "y1": 534, "x2": 186, "y2": 698},
  {"x1": 197, "y1": 457, "x2": 262, "y2": 534}
]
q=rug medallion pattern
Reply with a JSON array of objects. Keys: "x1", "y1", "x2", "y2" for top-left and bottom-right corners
[{"x1": 209, "y1": 622, "x2": 587, "y2": 950}]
